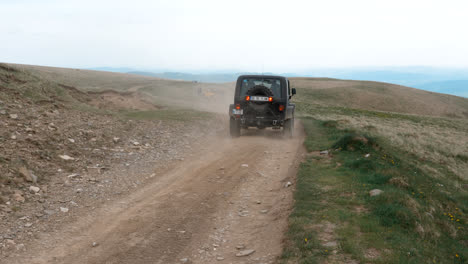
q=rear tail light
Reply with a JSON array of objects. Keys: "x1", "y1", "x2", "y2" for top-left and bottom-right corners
[
  {"x1": 279, "y1": 105, "x2": 285, "y2": 111},
  {"x1": 245, "y1": 96, "x2": 250, "y2": 101},
  {"x1": 235, "y1": 104, "x2": 241, "y2": 110},
  {"x1": 268, "y1": 97, "x2": 273, "y2": 102}
]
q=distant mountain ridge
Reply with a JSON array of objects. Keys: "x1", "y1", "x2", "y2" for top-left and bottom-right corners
[
  {"x1": 415, "y1": 80, "x2": 468, "y2": 98},
  {"x1": 87, "y1": 66, "x2": 468, "y2": 98}
]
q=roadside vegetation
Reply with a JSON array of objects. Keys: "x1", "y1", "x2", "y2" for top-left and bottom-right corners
[{"x1": 282, "y1": 82, "x2": 468, "y2": 263}]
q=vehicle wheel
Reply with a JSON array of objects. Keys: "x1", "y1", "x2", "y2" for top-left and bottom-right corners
[
  {"x1": 246, "y1": 85, "x2": 274, "y2": 97},
  {"x1": 284, "y1": 118, "x2": 294, "y2": 138},
  {"x1": 230, "y1": 118, "x2": 241, "y2": 137}
]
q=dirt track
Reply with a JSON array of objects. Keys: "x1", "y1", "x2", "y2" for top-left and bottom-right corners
[{"x1": 8, "y1": 126, "x2": 304, "y2": 264}]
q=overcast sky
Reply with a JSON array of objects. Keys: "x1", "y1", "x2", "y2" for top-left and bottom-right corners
[{"x1": 1, "y1": 0, "x2": 468, "y2": 72}]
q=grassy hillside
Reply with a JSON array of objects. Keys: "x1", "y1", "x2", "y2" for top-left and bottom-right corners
[
  {"x1": 283, "y1": 79, "x2": 468, "y2": 263},
  {"x1": 4, "y1": 63, "x2": 234, "y2": 113},
  {"x1": 290, "y1": 77, "x2": 468, "y2": 119}
]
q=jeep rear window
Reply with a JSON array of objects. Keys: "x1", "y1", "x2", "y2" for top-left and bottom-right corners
[{"x1": 239, "y1": 78, "x2": 282, "y2": 98}]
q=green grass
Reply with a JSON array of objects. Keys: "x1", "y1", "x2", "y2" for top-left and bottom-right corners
[{"x1": 282, "y1": 118, "x2": 467, "y2": 264}]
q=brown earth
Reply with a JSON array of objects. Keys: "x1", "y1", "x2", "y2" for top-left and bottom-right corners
[
  {"x1": 0, "y1": 63, "x2": 305, "y2": 263},
  {"x1": 5, "y1": 127, "x2": 305, "y2": 264}
]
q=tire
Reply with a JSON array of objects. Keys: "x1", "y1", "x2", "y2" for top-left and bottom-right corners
[
  {"x1": 230, "y1": 118, "x2": 241, "y2": 137},
  {"x1": 284, "y1": 118, "x2": 294, "y2": 138},
  {"x1": 246, "y1": 85, "x2": 273, "y2": 97}
]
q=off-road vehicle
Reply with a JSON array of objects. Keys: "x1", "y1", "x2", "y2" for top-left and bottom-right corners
[{"x1": 229, "y1": 75, "x2": 296, "y2": 137}]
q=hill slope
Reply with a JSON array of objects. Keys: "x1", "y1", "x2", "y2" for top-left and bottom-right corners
[{"x1": 290, "y1": 77, "x2": 468, "y2": 118}]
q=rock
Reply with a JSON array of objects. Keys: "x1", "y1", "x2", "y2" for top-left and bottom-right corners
[
  {"x1": 68, "y1": 138, "x2": 75, "y2": 143},
  {"x1": 19, "y1": 166, "x2": 37, "y2": 183},
  {"x1": 67, "y1": 173, "x2": 80, "y2": 179},
  {"x1": 92, "y1": 242, "x2": 99, "y2": 247},
  {"x1": 236, "y1": 245, "x2": 245, "y2": 250},
  {"x1": 256, "y1": 200, "x2": 261, "y2": 204},
  {"x1": 60, "y1": 207, "x2": 69, "y2": 213},
  {"x1": 29, "y1": 186, "x2": 40, "y2": 193},
  {"x1": 285, "y1": 181, "x2": 292, "y2": 187},
  {"x1": 260, "y1": 209, "x2": 268, "y2": 214},
  {"x1": 323, "y1": 241, "x2": 338, "y2": 247},
  {"x1": 24, "y1": 222, "x2": 33, "y2": 227},
  {"x1": 241, "y1": 164, "x2": 249, "y2": 168},
  {"x1": 132, "y1": 141, "x2": 140, "y2": 146},
  {"x1": 365, "y1": 154, "x2": 370, "y2": 158},
  {"x1": 10, "y1": 134, "x2": 17, "y2": 140},
  {"x1": 320, "y1": 150, "x2": 329, "y2": 155},
  {"x1": 13, "y1": 193, "x2": 25, "y2": 203},
  {"x1": 6, "y1": 239, "x2": 16, "y2": 248},
  {"x1": 16, "y1": 243, "x2": 26, "y2": 251},
  {"x1": 59, "y1": 155, "x2": 75, "y2": 161},
  {"x1": 113, "y1": 137, "x2": 120, "y2": 143},
  {"x1": 9, "y1": 114, "x2": 18, "y2": 119},
  {"x1": 236, "y1": 249, "x2": 255, "y2": 257},
  {"x1": 216, "y1": 256, "x2": 225, "y2": 261},
  {"x1": 0, "y1": 109, "x2": 6, "y2": 115},
  {"x1": 369, "y1": 189, "x2": 383, "y2": 197},
  {"x1": 44, "y1": 209, "x2": 55, "y2": 215},
  {"x1": 180, "y1": 258, "x2": 189, "y2": 263}
]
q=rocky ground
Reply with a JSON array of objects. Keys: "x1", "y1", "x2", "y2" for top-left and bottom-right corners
[
  {"x1": 0, "y1": 64, "x2": 223, "y2": 259},
  {"x1": 0, "y1": 64, "x2": 305, "y2": 264}
]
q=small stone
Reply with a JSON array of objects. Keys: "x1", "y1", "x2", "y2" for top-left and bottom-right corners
[
  {"x1": 24, "y1": 222, "x2": 33, "y2": 227},
  {"x1": 76, "y1": 188, "x2": 83, "y2": 193},
  {"x1": 236, "y1": 249, "x2": 255, "y2": 257},
  {"x1": 365, "y1": 153, "x2": 370, "y2": 158},
  {"x1": 241, "y1": 164, "x2": 249, "y2": 168},
  {"x1": 92, "y1": 242, "x2": 98, "y2": 247},
  {"x1": 19, "y1": 166, "x2": 35, "y2": 182},
  {"x1": 60, "y1": 207, "x2": 69, "y2": 213},
  {"x1": 180, "y1": 258, "x2": 189, "y2": 263},
  {"x1": 260, "y1": 209, "x2": 268, "y2": 214},
  {"x1": 236, "y1": 245, "x2": 245, "y2": 250},
  {"x1": 323, "y1": 241, "x2": 338, "y2": 247},
  {"x1": 285, "y1": 181, "x2": 292, "y2": 187},
  {"x1": 10, "y1": 134, "x2": 17, "y2": 140},
  {"x1": 113, "y1": 137, "x2": 120, "y2": 143},
  {"x1": 0, "y1": 109, "x2": 6, "y2": 115},
  {"x1": 9, "y1": 114, "x2": 18, "y2": 119},
  {"x1": 67, "y1": 173, "x2": 80, "y2": 179},
  {"x1": 44, "y1": 209, "x2": 55, "y2": 215},
  {"x1": 59, "y1": 155, "x2": 75, "y2": 161},
  {"x1": 369, "y1": 189, "x2": 383, "y2": 197},
  {"x1": 13, "y1": 193, "x2": 25, "y2": 203},
  {"x1": 216, "y1": 256, "x2": 225, "y2": 261},
  {"x1": 132, "y1": 141, "x2": 140, "y2": 146},
  {"x1": 29, "y1": 186, "x2": 40, "y2": 193},
  {"x1": 16, "y1": 243, "x2": 26, "y2": 251},
  {"x1": 68, "y1": 138, "x2": 75, "y2": 143},
  {"x1": 320, "y1": 150, "x2": 329, "y2": 155},
  {"x1": 256, "y1": 200, "x2": 261, "y2": 204}
]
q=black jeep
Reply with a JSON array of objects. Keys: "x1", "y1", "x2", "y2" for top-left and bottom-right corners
[{"x1": 229, "y1": 75, "x2": 296, "y2": 137}]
